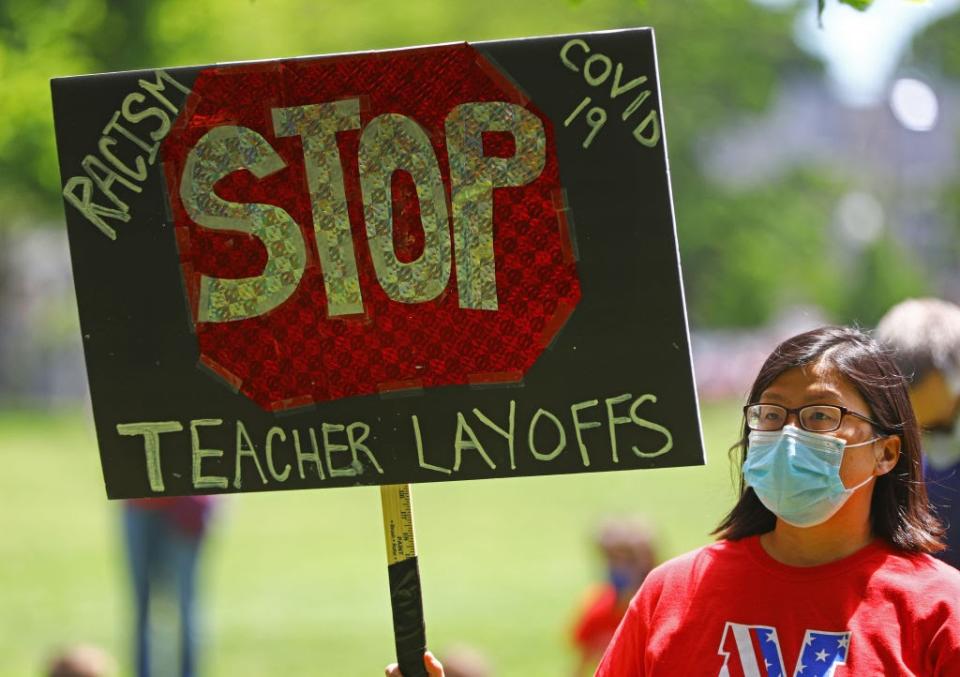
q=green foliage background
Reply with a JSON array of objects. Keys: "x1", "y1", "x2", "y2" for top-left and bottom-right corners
[
  {"x1": 4, "y1": 0, "x2": 957, "y2": 327},
  {"x1": 912, "y1": 8, "x2": 960, "y2": 279}
]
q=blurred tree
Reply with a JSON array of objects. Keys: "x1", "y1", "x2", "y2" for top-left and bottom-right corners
[
  {"x1": 0, "y1": 1, "x2": 807, "y2": 234},
  {"x1": 841, "y1": 235, "x2": 929, "y2": 325},
  {"x1": 820, "y1": 0, "x2": 874, "y2": 17},
  {"x1": 818, "y1": 0, "x2": 938, "y2": 19},
  {"x1": 0, "y1": 0, "x2": 158, "y2": 223},
  {"x1": 909, "y1": 0, "x2": 960, "y2": 77},
  {"x1": 914, "y1": 9, "x2": 960, "y2": 298},
  {"x1": 2, "y1": 0, "x2": 954, "y2": 327},
  {"x1": 677, "y1": 169, "x2": 847, "y2": 327}
]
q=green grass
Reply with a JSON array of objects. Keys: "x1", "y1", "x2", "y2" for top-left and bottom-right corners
[{"x1": 0, "y1": 401, "x2": 742, "y2": 676}]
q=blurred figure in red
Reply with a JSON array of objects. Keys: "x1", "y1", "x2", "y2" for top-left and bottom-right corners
[
  {"x1": 123, "y1": 496, "x2": 217, "y2": 677},
  {"x1": 570, "y1": 517, "x2": 658, "y2": 676},
  {"x1": 384, "y1": 518, "x2": 657, "y2": 677}
]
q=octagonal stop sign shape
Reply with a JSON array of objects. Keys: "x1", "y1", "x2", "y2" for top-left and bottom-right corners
[{"x1": 161, "y1": 44, "x2": 581, "y2": 410}]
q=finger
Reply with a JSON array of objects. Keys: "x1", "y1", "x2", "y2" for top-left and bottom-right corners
[
  {"x1": 424, "y1": 651, "x2": 445, "y2": 677},
  {"x1": 385, "y1": 662, "x2": 401, "y2": 677}
]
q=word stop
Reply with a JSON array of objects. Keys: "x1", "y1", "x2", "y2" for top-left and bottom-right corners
[{"x1": 179, "y1": 100, "x2": 546, "y2": 323}]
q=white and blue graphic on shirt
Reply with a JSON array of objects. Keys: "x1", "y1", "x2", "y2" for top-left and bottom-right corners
[{"x1": 718, "y1": 622, "x2": 851, "y2": 677}]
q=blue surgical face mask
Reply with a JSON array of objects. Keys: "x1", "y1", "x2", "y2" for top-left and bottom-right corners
[{"x1": 743, "y1": 425, "x2": 878, "y2": 528}]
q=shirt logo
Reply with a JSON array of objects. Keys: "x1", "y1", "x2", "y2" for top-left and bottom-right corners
[{"x1": 718, "y1": 622, "x2": 851, "y2": 677}]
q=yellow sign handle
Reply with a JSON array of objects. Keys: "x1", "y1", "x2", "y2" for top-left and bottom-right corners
[
  {"x1": 381, "y1": 483, "x2": 418, "y2": 565},
  {"x1": 380, "y1": 483, "x2": 428, "y2": 677}
]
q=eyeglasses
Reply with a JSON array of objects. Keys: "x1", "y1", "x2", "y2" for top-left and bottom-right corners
[{"x1": 743, "y1": 403, "x2": 887, "y2": 433}]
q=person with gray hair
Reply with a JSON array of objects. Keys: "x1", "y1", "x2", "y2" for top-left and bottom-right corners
[{"x1": 876, "y1": 297, "x2": 960, "y2": 568}]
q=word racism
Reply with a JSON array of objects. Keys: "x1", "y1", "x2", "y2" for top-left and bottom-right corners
[
  {"x1": 118, "y1": 392, "x2": 672, "y2": 492},
  {"x1": 61, "y1": 70, "x2": 191, "y2": 240}
]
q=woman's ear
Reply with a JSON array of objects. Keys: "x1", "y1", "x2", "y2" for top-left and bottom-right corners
[{"x1": 875, "y1": 435, "x2": 901, "y2": 476}]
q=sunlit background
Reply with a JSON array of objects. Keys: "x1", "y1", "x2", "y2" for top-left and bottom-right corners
[{"x1": 1, "y1": 0, "x2": 958, "y2": 675}]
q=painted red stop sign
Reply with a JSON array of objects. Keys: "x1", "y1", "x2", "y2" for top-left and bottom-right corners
[{"x1": 162, "y1": 44, "x2": 581, "y2": 410}]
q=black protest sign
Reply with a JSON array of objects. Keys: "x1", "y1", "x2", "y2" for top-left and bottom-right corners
[{"x1": 51, "y1": 29, "x2": 704, "y2": 499}]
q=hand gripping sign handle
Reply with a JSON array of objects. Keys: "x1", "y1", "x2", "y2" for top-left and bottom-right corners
[{"x1": 381, "y1": 484, "x2": 429, "y2": 677}]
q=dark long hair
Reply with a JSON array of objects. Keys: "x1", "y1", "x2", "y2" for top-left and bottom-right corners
[{"x1": 713, "y1": 326, "x2": 945, "y2": 554}]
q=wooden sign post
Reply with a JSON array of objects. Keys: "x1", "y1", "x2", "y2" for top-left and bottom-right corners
[{"x1": 51, "y1": 29, "x2": 703, "y2": 671}]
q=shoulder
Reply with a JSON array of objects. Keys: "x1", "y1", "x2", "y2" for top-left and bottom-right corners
[
  {"x1": 877, "y1": 548, "x2": 960, "y2": 590},
  {"x1": 635, "y1": 537, "x2": 753, "y2": 603},
  {"x1": 863, "y1": 546, "x2": 960, "y2": 623},
  {"x1": 648, "y1": 537, "x2": 752, "y2": 579},
  {"x1": 873, "y1": 549, "x2": 960, "y2": 666}
]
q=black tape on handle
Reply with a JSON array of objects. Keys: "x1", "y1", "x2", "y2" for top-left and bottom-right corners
[{"x1": 388, "y1": 556, "x2": 428, "y2": 677}]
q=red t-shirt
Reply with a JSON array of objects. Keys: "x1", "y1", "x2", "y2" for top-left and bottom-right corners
[
  {"x1": 596, "y1": 535, "x2": 960, "y2": 676},
  {"x1": 573, "y1": 584, "x2": 627, "y2": 656}
]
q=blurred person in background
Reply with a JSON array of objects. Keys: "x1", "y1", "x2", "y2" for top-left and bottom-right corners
[
  {"x1": 570, "y1": 517, "x2": 657, "y2": 676},
  {"x1": 123, "y1": 496, "x2": 218, "y2": 677},
  {"x1": 46, "y1": 644, "x2": 116, "y2": 677},
  {"x1": 877, "y1": 298, "x2": 960, "y2": 569}
]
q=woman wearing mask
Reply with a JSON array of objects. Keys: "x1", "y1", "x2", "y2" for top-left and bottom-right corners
[
  {"x1": 595, "y1": 326, "x2": 960, "y2": 676},
  {"x1": 389, "y1": 326, "x2": 960, "y2": 676}
]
